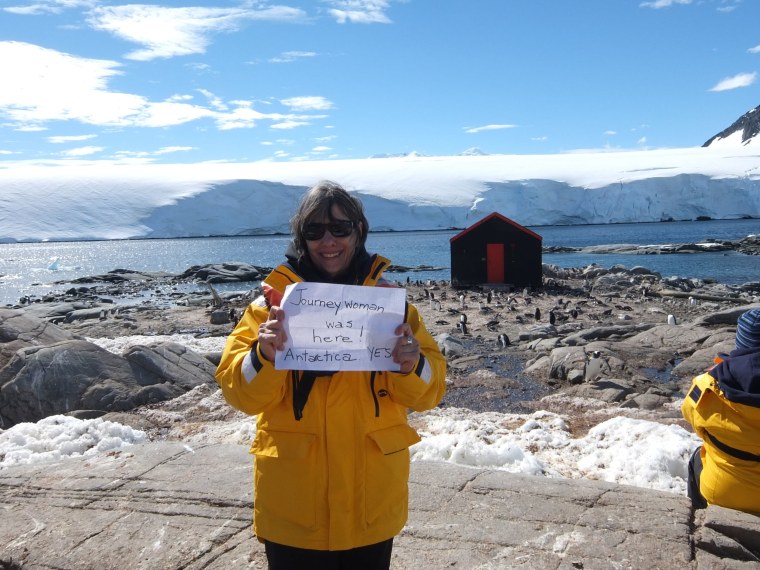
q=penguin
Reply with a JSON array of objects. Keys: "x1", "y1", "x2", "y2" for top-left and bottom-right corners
[
  {"x1": 486, "y1": 291, "x2": 492, "y2": 304},
  {"x1": 549, "y1": 310, "x2": 556, "y2": 325},
  {"x1": 497, "y1": 333, "x2": 510, "y2": 348},
  {"x1": 460, "y1": 321, "x2": 468, "y2": 335},
  {"x1": 460, "y1": 313, "x2": 468, "y2": 325},
  {"x1": 534, "y1": 307, "x2": 541, "y2": 321},
  {"x1": 667, "y1": 314, "x2": 677, "y2": 325}
]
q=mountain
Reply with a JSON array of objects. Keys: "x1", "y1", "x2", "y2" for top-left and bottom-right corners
[
  {"x1": 459, "y1": 147, "x2": 489, "y2": 156},
  {"x1": 703, "y1": 104, "x2": 760, "y2": 148}
]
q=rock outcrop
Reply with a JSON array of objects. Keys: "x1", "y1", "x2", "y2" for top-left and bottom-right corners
[
  {"x1": 1, "y1": 443, "x2": 758, "y2": 569},
  {"x1": 0, "y1": 309, "x2": 217, "y2": 428}
]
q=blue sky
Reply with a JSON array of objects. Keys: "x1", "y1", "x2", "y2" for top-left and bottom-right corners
[{"x1": 0, "y1": 0, "x2": 758, "y2": 165}]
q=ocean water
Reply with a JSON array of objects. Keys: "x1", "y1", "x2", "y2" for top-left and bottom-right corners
[{"x1": 0, "y1": 219, "x2": 758, "y2": 306}]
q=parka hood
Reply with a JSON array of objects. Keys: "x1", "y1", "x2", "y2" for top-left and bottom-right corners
[{"x1": 714, "y1": 346, "x2": 760, "y2": 407}]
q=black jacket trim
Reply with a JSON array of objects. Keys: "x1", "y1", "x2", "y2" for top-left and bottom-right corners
[
  {"x1": 414, "y1": 355, "x2": 426, "y2": 378},
  {"x1": 370, "y1": 371, "x2": 379, "y2": 417},
  {"x1": 250, "y1": 341, "x2": 264, "y2": 374},
  {"x1": 705, "y1": 430, "x2": 760, "y2": 462}
]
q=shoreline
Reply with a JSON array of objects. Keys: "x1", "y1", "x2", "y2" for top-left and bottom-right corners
[
  {"x1": 7, "y1": 259, "x2": 757, "y2": 420},
  {"x1": 1, "y1": 231, "x2": 758, "y2": 309}
]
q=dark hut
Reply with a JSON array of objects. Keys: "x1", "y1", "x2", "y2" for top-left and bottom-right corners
[{"x1": 450, "y1": 212, "x2": 542, "y2": 288}]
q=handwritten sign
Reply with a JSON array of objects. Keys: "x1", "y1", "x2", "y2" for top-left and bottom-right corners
[{"x1": 275, "y1": 282, "x2": 406, "y2": 372}]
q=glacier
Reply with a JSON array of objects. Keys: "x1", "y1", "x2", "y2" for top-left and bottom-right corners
[{"x1": 0, "y1": 146, "x2": 758, "y2": 243}]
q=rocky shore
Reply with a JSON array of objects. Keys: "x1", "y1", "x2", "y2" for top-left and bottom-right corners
[
  {"x1": 543, "y1": 233, "x2": 760, "y2": 256},
  {"x1": 2, "y1": 253, "x2": 760, "y2": 432},
  {"x1": 2, "y1": 252, "x2": 760, "y2": 568}
]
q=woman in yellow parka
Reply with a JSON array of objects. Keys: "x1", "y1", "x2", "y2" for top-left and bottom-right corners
[
  {"x1": 682, "y1": 307, "x2": 760, "y2": 514},
  {"x1": 215, "y1": 181, "x2": 446, "y2": 569}
]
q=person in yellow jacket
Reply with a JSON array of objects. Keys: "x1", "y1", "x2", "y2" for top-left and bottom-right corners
[
  {"x1": 215, "y1": 181, "x2": 446, "y2": 569},
  {"x1": 682, "y1": 307, "x2": 760, "y2": 514}
]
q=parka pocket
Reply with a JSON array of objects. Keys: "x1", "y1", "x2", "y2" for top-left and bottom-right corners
[
  {"x1": 364, "y1": 424, "x2": 421, "y2": 526},
  {"x1": 250, "y1": 429, "x2": 318, "y2": 530}
]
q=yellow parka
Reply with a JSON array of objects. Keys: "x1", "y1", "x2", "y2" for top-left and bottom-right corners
[
  {"x1": 681, "y1": 347, "x2": 760, "y2": 514},
  {"x1": 215, "y1": 254, "x2": 446, "y2": 550}
]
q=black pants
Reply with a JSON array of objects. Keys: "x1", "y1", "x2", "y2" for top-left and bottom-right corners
[
  {"x1": 264, "y1": 538, "x2": 393, "y2": 570},
  {"x1": 687, "y1": 446, "x2": 708, "y2": 509}
]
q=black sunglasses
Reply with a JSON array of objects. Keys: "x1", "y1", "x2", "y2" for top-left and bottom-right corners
[{"x1": 303, "y1": 220, "x2": 355, "y2": 241}]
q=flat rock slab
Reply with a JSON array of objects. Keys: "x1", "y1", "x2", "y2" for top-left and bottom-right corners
[{"x1": 1, "y1": 442, "x2": 758, "y2": 569}]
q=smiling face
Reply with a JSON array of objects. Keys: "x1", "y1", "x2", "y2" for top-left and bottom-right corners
[{"x1": 304, "y1": 204, "x2": 361, "y2": 280}]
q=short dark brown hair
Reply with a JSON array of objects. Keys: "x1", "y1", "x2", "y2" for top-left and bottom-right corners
[{"x1": 290, "y1": 180, "x2": 369, "y2": 257}]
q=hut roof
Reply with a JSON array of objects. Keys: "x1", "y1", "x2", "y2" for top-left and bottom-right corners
[{"x1": 449, "y1": 212, "x2": 542, "y2": 243}]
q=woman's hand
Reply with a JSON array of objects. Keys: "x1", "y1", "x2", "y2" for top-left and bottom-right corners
[
  {"x1": 393, "y1": 323, "x2": 420, "y2": 375},
  {"x1": 258, "y1": 306, "x2": 287, "y2": 362}
]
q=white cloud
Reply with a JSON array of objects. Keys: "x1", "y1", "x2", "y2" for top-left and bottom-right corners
[
  {"x1": 86, "y1": 5, "x2": 306, "y2": 61},
  {"x1": 637, "y1": 136, "x2": 648, "y2": 145},
  {"x1": 280, "y1": 96, "x2": 334, "y2": 111},
  {"x1": 709, "y1": 72, "x2": 757, "y2": 92},
  {"x1": 464, "y1": 124, "x2": 517, "y2": 134},
  {"x1": 47, "y1": 134, "x2": 96, "y2": 144},
  {"x1": 60, "y1": 145, "x2": 103, "y2": 156},
  {"x1": 197, "y1": 89, "x2": 228, "y2": 111},
  {"x1": 15, "y1": 125, "x2": 47, "y2": 132},
  {"x1": 112, "y1": 146, "x2": 193, "y2": 160},
  {"x1": 130, "y1": 101, "x2": 215, "y2": 128},
  {"x1": 0, "y1": 41, "x2": 142, "y2": 128},
  {"x1": 261, "y1": 139, "x2": 295, "y2": 146},
  {"x1": 326, "y1": 0, "x2": 392, "y2": 24},
  {"x1": 3, "y1": 0, "x2": 95, "y2": 15},
  {"x1": 604, "y1": 130, "x2": 617, "y2": 136},
  {"x1": 311, "y1": 145, "x2": 332, "y2": 153},
  {"x1": 214, "y1": 106, "x2": 271, "y2": 130},
  {"x1": 271, "y1": 121, "x2": 310, "y2": 130},
  {"x1": 639, "y1": 0, "x2": 692, "y2": 8},
  {"x1": 186, "y1": 62, "x2": 212, "y2": 72},
  {"x1": 155, "y1": 146, "x2": 194, "y2": 155},
  {"x1": 0, "y1": 41, "x2": 328, "y2": 134},
  {"x1": 269, "y1": 51, "x2": 317, "y2": 63},
  {"x1": 749, "y1": 45, "x2": 760, "y2": 54}
]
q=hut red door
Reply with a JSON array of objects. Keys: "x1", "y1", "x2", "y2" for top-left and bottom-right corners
[{"x1": 486, "y1": 243, "x2": 504, "y2": 283}]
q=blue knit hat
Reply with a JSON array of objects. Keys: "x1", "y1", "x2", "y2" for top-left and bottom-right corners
[{"x1": 736, "y1": 309, "x2": 760, "y2": 350}]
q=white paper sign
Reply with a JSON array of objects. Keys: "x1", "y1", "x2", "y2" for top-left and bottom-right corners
[{"x1": 275, "y1": 282, "x2": 406, "y2": 371}]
